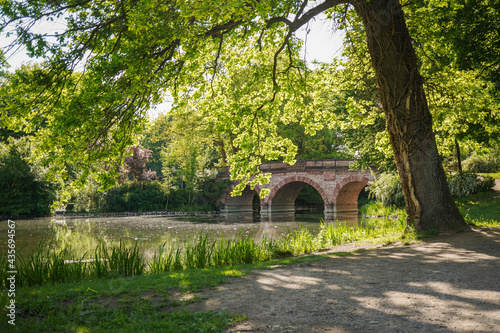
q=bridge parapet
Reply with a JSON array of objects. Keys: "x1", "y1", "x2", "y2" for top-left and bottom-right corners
[
  {"x1": 217, "y1": 159, "x2": 356, "y2": 178},
  {"x1": 259, "y1": 159, "x2": 354, "y2": 172}
]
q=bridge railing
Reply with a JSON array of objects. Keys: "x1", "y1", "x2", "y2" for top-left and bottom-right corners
[
  {"x1": 259, "y1": 159, "x2": 355, "y2": 172},
  {"x1": 217, "y1": 159, "x2": 356, "y2": 176}
]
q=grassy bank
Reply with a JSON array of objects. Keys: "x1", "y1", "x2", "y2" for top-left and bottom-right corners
[
  {"x1": 2, "y1": 190, "x2": 498, "y2": 332},
  {"x1": 456, "y1": 191, "x2": 500, "y2": 227},
  {"x1": 0, "y1": 252, "x2": 339, "y2": 332}
]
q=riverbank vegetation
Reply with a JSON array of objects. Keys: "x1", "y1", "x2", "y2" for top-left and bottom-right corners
[
  {"x1": 2, "y1": 189, "x2": 499, "y2": 332},
  {"x1": 1, "y1": 217, "x2": 410, "y2": 289}
]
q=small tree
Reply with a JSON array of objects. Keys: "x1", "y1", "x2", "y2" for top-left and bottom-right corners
[{"x1": 118, "y1": 145, "x2": 158, "y2": 183}]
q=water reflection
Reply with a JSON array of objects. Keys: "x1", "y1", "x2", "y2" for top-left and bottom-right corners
[{"x1": 0, "y1": 210, "x2": 365, "y2": 259}]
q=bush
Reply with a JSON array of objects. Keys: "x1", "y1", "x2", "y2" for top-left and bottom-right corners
[
  {"x1": 101, "y1": 181, "x2": 167, "y2": 212},
  {"x1": 367, "y1": 172, "x2": 405, "y2": 207},
  {"x1": 447, "y1": 172, "x2": 494, "y2": 198},
  {"x1": 367, "y1": 171, "x2": 495, "y2": 207},
  {"x1": 463, "y1": 154, "x2": 500, "y2": 173}
]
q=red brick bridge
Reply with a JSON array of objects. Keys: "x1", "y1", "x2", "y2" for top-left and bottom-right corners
[{"x1": 218, "y1": 160, "x2": 375, "y2": 217}]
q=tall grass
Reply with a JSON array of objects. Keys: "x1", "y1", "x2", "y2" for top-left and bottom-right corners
[
  {"x1": 91, "y1": 241, "x2": 145, "y2": 278},
  {"x1": 2, "y1": 218, "x2": 411, "y2": 288}
]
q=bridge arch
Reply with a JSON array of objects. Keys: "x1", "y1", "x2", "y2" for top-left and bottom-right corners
[
  {"x1": 332, "y1": 175, "x2": 371, "y2": 212},
  {"x1": 262, "y1": 175, "x2": 327, "y2": 214},
  {"x1": 218, "y1": 160, "x2": 375, "y2": 216},
  {"x1": 220, "y1": 184, "x2": 261, "y2": 213}
]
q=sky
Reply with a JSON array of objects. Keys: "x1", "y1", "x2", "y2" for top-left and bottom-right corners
[{"x1": 2, "y1": 13, "x2": 345, "y2": 119}]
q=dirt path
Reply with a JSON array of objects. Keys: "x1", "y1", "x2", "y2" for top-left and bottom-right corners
[{"x1": 187, "y1": 227, "x2": 500, "y2": 332}]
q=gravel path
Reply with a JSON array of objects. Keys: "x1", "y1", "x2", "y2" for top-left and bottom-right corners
[{"x1": 187, "y1": 227, "x2": 500, "y2": 332}]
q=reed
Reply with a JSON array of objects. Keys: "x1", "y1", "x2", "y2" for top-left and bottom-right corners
[
  {"x1": 184, "y1": 233, "x2": 215, "y2": 269},
  {"x1": 91, "y1": 241, "x2": 145, "y2": 278},
  {"x1": 7, "y1": 217, "x2": 410, "y2": 288},
  {"x1": 11, "y1": 242, "x2": 90, "y2": 287}
]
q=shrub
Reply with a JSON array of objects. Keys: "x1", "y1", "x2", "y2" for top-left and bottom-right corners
[
  {"x1": 367, "y1": 171, "x2": 495, "y2": 207},
  {"x1": 367, "y1": 172, "x2": 405, "y2": 207},
  {"x1": 101, "y1": 181, "x2": 167, "y2": 212},
  {"x1": 463, "y1": 154, "x2": 500, "y2": 173},
  {"x1": 447, "y1": 172, "x2": 494, "y2": 198}
]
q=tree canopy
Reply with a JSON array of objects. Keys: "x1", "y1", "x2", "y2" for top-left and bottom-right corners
[{"x1": 2, "y1": 0, "x2": 497, "y2": 231}]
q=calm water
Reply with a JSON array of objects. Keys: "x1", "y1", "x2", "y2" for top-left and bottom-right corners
[{"x1": 1, "y1": 212, "x2": 362, "y2": 260}]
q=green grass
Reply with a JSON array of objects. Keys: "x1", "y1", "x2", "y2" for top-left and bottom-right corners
[
  {"x1": 479, "y1": 172, "x2": 500, "y2": 180},
  {"x1": 359, "y1": 200, "x2": 404, "y2": 219},
  {"x1": 456, "y1": 191, "x2": 500, "y2": 225},
  {"x1": 0, "y1": 254, "x2": 335, "y2": 333},
  {"x1": 360, "y1": 190, "x2": 500, "y2": 228},
  {"x1": 0, "y1": 266, "x2": 246, "y2": 332}
]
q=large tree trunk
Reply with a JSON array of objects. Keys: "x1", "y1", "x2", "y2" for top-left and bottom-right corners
[{"x1": 353, "y1": 0, "x2": 467, "y2": 231}]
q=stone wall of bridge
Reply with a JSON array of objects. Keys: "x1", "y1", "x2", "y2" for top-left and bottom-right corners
[{"x1": 219, "y1": 160, "x2": 375, "y2": 217}]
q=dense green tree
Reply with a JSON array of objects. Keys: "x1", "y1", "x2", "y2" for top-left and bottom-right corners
[
  {"x1": 140, "y1": 113, "x2": 172, "y2": 179},
  {"x1": 1, "y1": 0, "x2": 482, "y2": 231},
  {"x1": 402, "y1": 0, "x2": 500, "y2": 170},
  {"x1": 0, "y1": 137, "x2": 57, "y2": 216},
  {"x1": 408, "y1": 0, "x2": 500, "y2": 88},
  {"x1": 318, "y1": 2, "x2": 500, "y2": 172},
  {"x1": 160, "y1": 104, "x2": 222, "y2": 206},
  {"x1": 278, "y1": 122, "x2": 350, "y2": 160}
]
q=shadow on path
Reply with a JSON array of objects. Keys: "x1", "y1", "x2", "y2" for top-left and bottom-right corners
[{"x1": 187, "y1": 227, "x2": 500, "y2": 332}]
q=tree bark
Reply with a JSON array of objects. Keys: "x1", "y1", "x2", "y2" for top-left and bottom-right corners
[
  {"x1": 455, "y1": 138, "x2": 462, "y2": 172},
  {"x1": 353, "y1": 0, "x2": 467, "y2": 231}
]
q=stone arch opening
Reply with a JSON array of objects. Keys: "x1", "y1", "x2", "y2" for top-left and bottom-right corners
[
  {"x1": 221, "y1": 185, "x2": 260, "y2": 213},
  {"x1": 335, "y1": 181, "x2": 370, "y2": 212},
  {"x1": 295, "y1": 184, "x2": 325, "y2": 213},
  {"x1": 270, "y1": 181, "x2": 325, "y2": 214}
]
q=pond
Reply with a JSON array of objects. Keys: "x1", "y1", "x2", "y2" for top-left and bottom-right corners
[{"x1": 1, "y1": 211, "x2": 364, "y2": 260}]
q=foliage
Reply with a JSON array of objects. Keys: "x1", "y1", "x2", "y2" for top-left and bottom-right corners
[
  {"x1": 309, "y1": 40, "x2": 393, "y2": 171},
  {"x1": 368, "y1": 171, "x2": 495, "y2": 207},
  {"x1": 462, "y1": 153, "x2": 500, "y2": 173},
  {"x1": 70, "y1": 177, "x2": 230, "y2": 213},
  {"x1": 367, "y1": 172, "x2": 406, "y2": 207},
  {"x1": 447, "y1": 172, "x2": 494, "y2": 198},
  {"x1": 0, "y1": 137, "x2": 57, "y2": 216},
  {"x1": 140, "y1": 113, "x2": 172, "y2": 179},
  {"x1": 1, "y1": 0, "x2": 497, "y2": 231},
  {"x1": 118, "y1": 145, "x2": 158, "y2": 183},
  {"x1": 404, "y1": 0, "x2": 500, "y2": 164},
  {"x1": 407, "y1": 0, "x2": 500, "y2": 88},
  {"x1": 0, "y1": 65, "x2": 142, "y2": 189},
  {"x1": 100, "y1": 181, "x2": 167, "y2": 212},
  {"x1": 295, "y1": 185, "x2": 324, "y2": 206},
  {"x1": 161, "y1": 119, "x2": 220, "y2": 205},
  {"x1": 69, "y1": 176, "x2": 106, "y2": 212},
  {"x1": 324, "y1": 3, "x2": 500, "y2": 171},
  {"x1": 277, "y1": 122, "x2": 351, "y2": 160}
]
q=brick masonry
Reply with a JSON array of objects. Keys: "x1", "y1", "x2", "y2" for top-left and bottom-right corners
[{"x1": 219, "y1": 160, "x2": 374, "y2": 216}]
